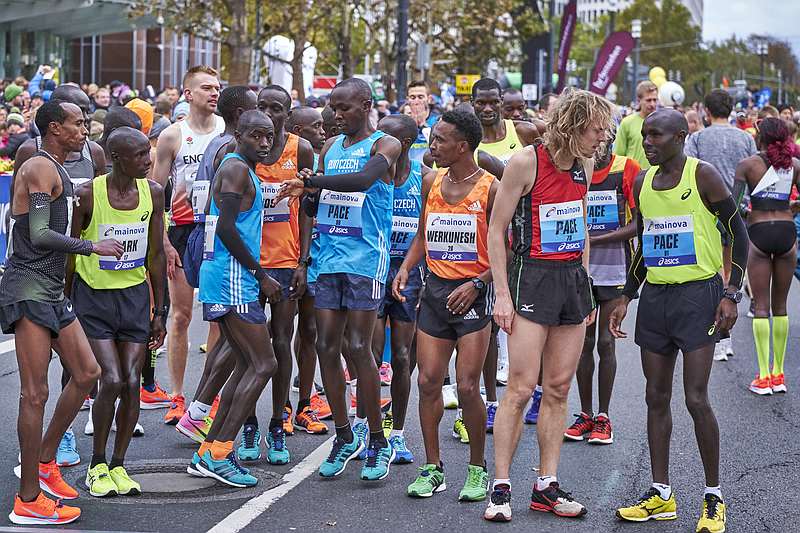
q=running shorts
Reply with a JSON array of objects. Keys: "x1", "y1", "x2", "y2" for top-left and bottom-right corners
[
  {"x1": 593, "y1": 284, "x2": 624, "y2": 303},
  {"x1": 203, "y1": 301, "x2": 267, "y2": 324},
  {"x1": 509, "y1": 257, "x2": 593, "y2": 326},
  {"x1": 0, "y1": 298, "x2": 76, "y2": 337},
  {"x1": 266, "y1": 268, "x2": 297, "y2": 301},
  {"x1": 72, "y1": 277, "x2": 150, "y2": 343},
  {"x1": 378, "y1": 262, "x2": 423, "y2": 323},
  {"x1": 314, "y1": 273, "x2": 384, "y2": 312},
  {"x1": 417, "y1": 273, "x2": 493, "y2": 340},
  {"x1": 168, "y1": 223, "x2": 197, "y2": 261}
]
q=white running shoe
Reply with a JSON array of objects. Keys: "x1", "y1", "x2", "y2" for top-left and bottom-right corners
[
  {"x1": 484, "y1": 486, "x2": 512, "y2": 522},
  {"x1": 713, "y1": 342, "x2": 728, "y2": 362},
  {"x1": 442, "y1": 384, "x2": 458, "y2": 409},
  {"x1": 720, "y1": 337, "x2": 734, "y2": 357},
  {"x1": 84, "y1": 412, "x2": 94, "y2": 436},
  {"x1": 496, "y1": 363, "x2": 508, "y2": 386}
]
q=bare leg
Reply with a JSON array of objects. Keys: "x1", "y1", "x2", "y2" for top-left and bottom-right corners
[
  {"x1": 167, "y1": 269, "x2": 194, "y2": 396},
  {"x1": 416, "y1": 330, "x2": 456, "y2": 465}
]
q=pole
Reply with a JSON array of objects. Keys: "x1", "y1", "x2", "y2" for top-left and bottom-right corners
[
  {"x1": 632, "y1": 42, "x2": 639, "y2": 97},
  {"x1": 547, "y1": 0, "x2": 555, "y2": 92},
  {"x1": 396, "y1": 0, "x2": 409, "y2": 103}
]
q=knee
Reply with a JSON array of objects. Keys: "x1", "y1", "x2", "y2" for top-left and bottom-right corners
[
  {"x1": 417, "y1": 372, "x2": 441, "y2": 397},
  {"x1": 390, "y1": 347, "x2": 410, "y2": 371},
  {"x1": 253, "y1": 356, "x2": 278, "y2": 382},
  {"x1": 582, "y1": 332, "x2": 596, "y2": 355},
  {"x1": 456, "y1": 378, "x2": 480, "y2": 400},
  {"x1": 684, "y1": 393, "x2": 710, "y2": 417},
  {"x1": 503, "y1": 383, "x2": 534, "y2": 410},
  {"x1": 100, "y1": 374, "x2": 124, "y2": 397},
  {"x1": 645, "y1": 386, "x2": 671, "y2": 410},
  {"x1": 170, "y1": 309, "x2": 192, "y2": 330},
  {"x1": 73, "y1": 363, "x2": 101, "y2": 390},
  {"x1": 124, "y1": 375, "x2": 140, "y2": 397},
  {"x1": 542, "y1": 381, "x2": 570, "y2": 404},
  {"x1": 22, "y1": 382, "x2": 49, "y2": 410},
  {"x1": 596, "y1": 335, "x2": 616, "y2": 360},
  {"x1": 271, "y1": 335, "x2": 293, "y2": 360},
  {"x1": 347, "y1": 337, "x2": 369, "y2": 358}
]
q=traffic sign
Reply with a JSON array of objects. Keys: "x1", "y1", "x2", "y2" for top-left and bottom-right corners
[{"x1": 455, "y1": 74, "x2": 480, "y2": 96}]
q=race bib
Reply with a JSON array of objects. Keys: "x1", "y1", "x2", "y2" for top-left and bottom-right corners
[
  {"x1": 642, "y1": 215, "x2": 696, "y2": 267},
  {"x1": 426, "y1": 212, "x2": 477, "y2": 262},
  {"x1": 586, "y1": 190, "x2": 619, "y2": 232},
  {"x1": 390, "y1": 216, "x2": 418, "y2": 257},
  {"x1": 203, "y1": 216, "x2": 218, "y2": 260},
  {"x1": 192, "y1": 181, "x2": 210, "y2": 223},
  {"x1": 97, "y1": 222, "x2": 148, "y2": 270},
  {"x1": 261, "y1": 182, "x2": 291, "y2": 223},
  {"x1": 538, "y1": 200, "x2": 585, "y2": 253},
  {"x1": 317, "y1": 190, "x2": 365, "y2": 237},
  {"x1": 752, "y1": 166, "x2": 793, "y2": 201}
]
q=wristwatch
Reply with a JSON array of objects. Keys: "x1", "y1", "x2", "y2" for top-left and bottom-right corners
[
  {"x1": 152, "y1": 306, "x2": 168, "y2": 318},
  {"x1": 722, "y1": 288, "x2": 742, "y2": 303},
  {"x1": 298, "y1": 256, "x2": 313, "y2": 267},
  {"x1": 471, "y1": 278, "x2": 486, "y2": 291}
]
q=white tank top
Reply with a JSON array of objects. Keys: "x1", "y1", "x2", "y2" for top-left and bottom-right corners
[{"x1": 170, "y1": 116, "x2": 225, "y2": 225}]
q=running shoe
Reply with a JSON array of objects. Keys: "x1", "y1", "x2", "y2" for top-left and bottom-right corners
[
  {"x1": 163, "y1": 394, "x2": 186, "y2": 425},
  {"x1": 379, "y1": 362, "x2": 393, "y2": 386},
  {"x1": 85, "y1": 463, "x2": 118, "y2": 498},
  {"x1": 176, "y1": 412, "x2": 212, "y2": 443},
  {"x1": 564, "y1": 413, "x2": 594, "y2": 441},
  {"x1": 237, "y1": 425, "x2": 262, "y2": 461},
  {"x1": 349, "y1": 390, "x2": 357, "y2": 417},
  {"x1": 283, "y1": 406, "x2": 294, "y2": 435},
  {"x1": 267, "y1": 426, "x2": 290, "y2": 465},
  {"x1": 84, "y1": 408, "x2": 94, "y2": 436},
  {"x1": 616, "y1": 487, "x2": 677, "y2": 522},
  {"x1": 525, "y1": 389, "x2": 542, "y2": 424},
  {"x1": 721, "y1": 337, "x2": 734, "y2": 357},
  {"x1": 382, "y1": 412, "x2": 393, "y2": 438},
  {"x1": 452, "y1": 417, "x2": 469, "y2": 443},
  {"x1": 442, "y1": 384, "x2": 458, "y2": 409},
  {"x1": 771, "y1": 373, "x2": 787, "y2": 393},
  {"x1": 140, "y1": 383, "x2": 171, "y2": 409},
  {"x1": 486, "y1": 404, "x2": 497, "y2": 433},
  {"x1": 294, "y1": 406, "x2": 329, "y2": 434},
  {"x1": 310, "y1": 393, "x2": 332, "y2": 420},
  {"x1": 199, "y1": 343, "x2": 208, "y2": 353},
  {"x1": 749, "y1": 376, "x2": 773, "y2": 395},
  {"x1": 109, "y1": 466, "x2": 141, "y2": 496},
  {"x1": 197, "y1": 451, "x2": 258, "y2": 488},
  {"x1": 187, "y1": 452, "x2": 204, "y2": 477},
  {"x1": 713, "y1": 342, "x2": 728, "y2": 362},
  {"x1": 360, "y1": 439, "x2": 395, "y2": 481},
  {"x1": 530, "y1": 481, "x2": 587, "y2": 517},
  {"x1": 587, "y1": 415, "x2": 613, "y2": 445},
  {"x1": 319, "y1": 435, "x2": 364, "y2": 477},
  {"x1": 349, "y1": 394, "x2": 392, "y2": 417},
  {"x1": 407, "y1": 464, "x2": 446, "y2": 497},
  {"x1": 80, "y1": 396, "x2": 92, "y2": 411},
  {"x1": 458, "y1": 464, "x2": 488, "y2": 501},
  {"x1": 496, "y1": 364, "x2": 508, "y2": 386},
  {"x1": 484, "y1": 484, "x2": 512, "y2": 522},
  {"x1": 389, "y1": 434, "x2": 414, "y2": 464},
  {"x1": 354, "y1": 421, "x2": 369, "y2": 460},
  {"x1": 380, "y1": 397, "x2": 392, "y2": 412},
  {"x1": 696, "y1": 493, "x2": 725, "y2": 533},
  {"x1": 210, "y1": 395, "x2": 220, "y2": 419},
  {"x1": 8, "y1": 492, "x2": 80, "y2": 525},
  {"x1": 16, "y1": 461, "x2": 79, "y2": 500},
  {"x1": 56, "y1": 429, "x2": 80, "y2": 467}
]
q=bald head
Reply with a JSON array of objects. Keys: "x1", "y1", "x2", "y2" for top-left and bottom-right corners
[
  {"x1": 642, "y1": 109, "x2": 689, "y2": 166},
  {"x1": 646, "y1": 109, "x2": 688, "y2": 136},
  {"x1": 51, "y1": 84, "x2": 91, "y2": 113},
  {"x1": 378, "y1": 114, "x2": 418, "y2": 144},
  {"x1": 107, "y1": 126, "x2": 152, "y2": 178},
  {"x1": 287, "y1": 106, "x2": 321, "y2": 130},
  {"x1": 237, "y1": 109, "x2": 273, "y2": 135},
  {"x1": 107, "y1": 126, "x2": 148, "y2": 154}
]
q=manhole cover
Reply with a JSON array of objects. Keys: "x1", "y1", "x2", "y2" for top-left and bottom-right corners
[{"x1": 63, "y1": 459, "x2": 283, "y2": 504}]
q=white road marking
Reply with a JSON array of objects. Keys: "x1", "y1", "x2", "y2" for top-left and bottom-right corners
[
  {"x1": 207, "y1": 436, "x2": 334, "y2": 533},
  {"x1": 0, "y1": 339, "x2": 15, "y2": 355}
]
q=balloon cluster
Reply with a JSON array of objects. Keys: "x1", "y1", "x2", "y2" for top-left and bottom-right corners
[{"x1": 649, "y1": 67, "x2": 685, "y2": 107}]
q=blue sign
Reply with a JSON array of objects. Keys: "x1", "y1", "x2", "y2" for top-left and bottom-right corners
[
  {"x1": 0, "y1": 172, "x2": 11, "y2": 265},
  {"x1": 755, "y1": 88, "x2": 772, "y2": 108}
]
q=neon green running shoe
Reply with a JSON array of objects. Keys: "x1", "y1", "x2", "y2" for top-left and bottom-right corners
[
  {"x1": 407, "y1": 464, "x2": 446, "y2": 498},
  {"x1": 85, "y1": 463, "x2": 117, "y2": 498},
  {"x1": 452, "y1": 417, "x2": 469, "y2": 443},
  {"x1": 382, "y1": 412, "x2": 393, "y2": 438},
  {"x1": 458, "y1": 464, "x2": 488, "y2": 501},
  {"x1": 109, "y1": 466, "x2": 141, "y2": 496}
]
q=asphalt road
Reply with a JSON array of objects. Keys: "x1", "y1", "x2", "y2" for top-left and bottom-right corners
[{"x1": 0, "y1": 289, "x2": 798, "y2": 532}]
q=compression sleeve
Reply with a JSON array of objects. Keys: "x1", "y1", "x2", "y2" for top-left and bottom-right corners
[
  {"x1": 215, "y1": 192, "x2": 268, "y2": 281},
  {"x1": 621, "y1": 209, "x2": 647, "y2": 299},
  {"x1": 731, "y1": 179, "x2": 747, "y2": 208},
  {"x1": 307, "y1": 154, "x2": 389, "y2": 192},
  {"x1": 710, "y1": 195, "x2": 748, "y2": 290},
  {"x1": 28, "y1": 192, "x2": 93, "y2": 255}
]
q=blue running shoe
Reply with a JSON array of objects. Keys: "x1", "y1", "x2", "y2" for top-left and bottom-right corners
[
  {"x1": 354, "y1": 422, "x2": 369, "y2": 460},
  {"x1": 187, "y1": 452, "x2": 203, "y2": 477},
  {"x1": 319, "y1": 435, "x2": 364, "y2": 477},
  {"x1": 267, "y1": 426, "x2": 290, "y2": 465},
  {"x1": 237, "y1": 425, "x2": 261, "y2": 461},
  {"x1": 525, "y1": 389, "x2": 542, "y2": 425},
  {"x1": 360, "y1": 439, "x2": 395, "y2": 481},
  {"x1": 56, "y1": 429, "x2": 80, "y2": 467},
  {"x1": 486, "y1": 404, "x2": 497, "y2": 434},
  {"x1": 389, "y1": 435, "x2": 414, "y2": 464},
  {"x1": 197, "y1": 451, "x2": 257, "y2": 487}
]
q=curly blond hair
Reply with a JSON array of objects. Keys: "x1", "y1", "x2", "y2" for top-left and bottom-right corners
[{"x1": 543, "y1": 88, "x2": 617, "y2": 163}]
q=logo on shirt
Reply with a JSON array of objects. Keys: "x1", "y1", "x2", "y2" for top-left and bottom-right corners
[
  {"x1": 707, "y1": 324, "x2": 716, "y2": 336},
  {"x1": 681, "y1": 189, "x2": 692, "y2": 200},
  {"x1": 408, "y1": 184, "x2": 421, "y2": 197},
  {"x1": 281, "y1": 160, "x2": 296, "y2": 170},
  {"x1": 351, "y1": 147, "x2": 367, "y2": 157},
  {"x1": 467, "y1": 200, "x2": 483, "y2": 213},
  {"x1": 509, "y1": 143, "x2": 517, "y2": 150},
  {"x1": 141, "y1": 211, "x2": 150, "y2": 222},
  {"x1": 463, "y1": 308, "x2": 479, "y2": 320},
  {"x1": 186, "y1": 136, "x2": 194, "y2": 145}
]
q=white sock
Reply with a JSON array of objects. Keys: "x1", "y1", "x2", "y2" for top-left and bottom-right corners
[
  {"x1": 389, "y1": 429, "x2": 404, "y2": 438},
  {"x1": 497, "y1": 329, "x2": 509, "y2": 365},
  {"x1": 704, "y1": 486, "x2": 722, "y2": 499},
  {"x1": 535, "y1": 384, "x2": 543, "y2": 393},
  {"x1": 536, "y1": 475, "x2": 557, "y2": 491},
  {"x1": 493, "y1": 478, "x2": 511, "y2": 490},
  {"x1": 652, "y1": 482, "x2": 672, "y2": 500},
  {"x1": 188, "y1": 401, "x2": 212, "y2": 420},
  {"x1": 457, "y1": 408, "x2": 463, "y2": 418},
  {"x1": 596, "y1": 412, "x2": 608, "y2": 419},
  {"x1": 487, "y1": 401, "x2": 499, "y2": 407},
  {"x1": 353, "y1": 416, "x2": 367, "y2": 428}
]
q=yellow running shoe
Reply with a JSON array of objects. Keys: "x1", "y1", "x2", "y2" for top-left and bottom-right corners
[
  {"x1": 109, "y1": 466, "x2": 142, "y2": 496},
  {"x1": 616, "y1": 488, "x2": 677, "y2": 522},
  {"x1": 452, "y1": 417, "x2": 469, "y2": 444},
  {"x1": 696, "y1": 494, "x2": 725, "y2": 533},
  {"x1": 85, "y1": 463, "x2": 118, "y2": 498}
]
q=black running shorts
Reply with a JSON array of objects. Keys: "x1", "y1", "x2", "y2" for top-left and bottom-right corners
[
  {"x1": 72, "y1": 277, "x2": 151, "y2": 343},
  {"x1": 509, "y1": 257, "x2": 594, "y2": 326},
  {"x1": 417, "y1": 273, "x2": 493, "y2": 340},
  {"x1": 0, "y1": 298, "x2": 77, "y2": 337}
]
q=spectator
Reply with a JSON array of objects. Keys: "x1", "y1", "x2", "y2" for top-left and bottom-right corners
[
  {"x1": 4, "y1": 83, "x2": 22, "y2": 106},
  {"x1": 537, "y1": 92, "x2": 558, "y2": 120},
  {"x1": 163, "y1": 86, "x2": 181, "y2": 106},
  {"x1": 0, "y1": 113, "x2": 29, "y2": 158},
  {"x1": 614, "y1": 80, "x2": 659, "y2": 168},
  {"x1": 686, "y1": 109, "x2": 704, "y2": 135},
  {"x1": 406, "y1": 80, "x2": 434, "y2": 162},
  {"x1": 90, "y1": 109, "x2": 107, "y2": 142},
  {"x1": 171, "y1": 100, "x2": 190, "y2": 122},
  {"x1": 125, "y1": 98, "x2": 154, "y2": 136},
  {"x1": 93, "y1": 87, "x2": 111, "y2": 112}
]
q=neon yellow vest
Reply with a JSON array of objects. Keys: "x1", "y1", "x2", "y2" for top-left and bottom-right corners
[{"x1": 476, "y1": 119, "x2": 523, "y2": 166}]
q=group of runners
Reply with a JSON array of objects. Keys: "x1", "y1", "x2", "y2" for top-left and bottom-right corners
[{"x1": 4, "y1": 66, "x2": 798, "y2": 533}]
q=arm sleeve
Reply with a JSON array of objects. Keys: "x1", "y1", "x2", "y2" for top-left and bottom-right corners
[
  {"x1": 28, "y1": 192, "x2": 93, "y2": 255},
  {"x1": 710, "y1": 195, "x2": 748, "y2": 290},
  {"x1": 731, "y1": 179, "x2": 747, "y2": 207},
  {"x1": 621, "y1": 210, "x2": 647, "y2": 299},
  {"x1": 307, "y1": 154, "x2": 389, "y2": 192},
  {"x1": 215, "y1": 192, "x2": 268, "y2": 281}
]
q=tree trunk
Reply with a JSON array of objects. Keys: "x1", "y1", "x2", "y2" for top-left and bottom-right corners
[
  {"x1": 291, "y1": 44, "x2": 306, "y2": 102},
  {"x1": 226, "y1": 0, "x2": 251, "y2": 84}
]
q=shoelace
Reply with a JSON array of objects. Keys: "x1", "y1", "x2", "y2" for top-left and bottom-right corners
[
  {"x1": 302, "y1": 409, "x2": 321, "y2": 423},
  {"x1": 365, "y1": 441, "x2": 386, "y2": 468},
  {"x1": 546, "y1": 482, "x2": 576, "y2": 502},
  {"x1": 271, "y1": 428, "x2": 285, "y2": 450},
  {"x1": 570, "y1": 414, "x2": 590, "y2": 429},
  {"x1": 466, "y1": 467, "x2": 484, "y2": 487},
  {"x1": 226, "y1": 453, "x2": 249, "y2": 475},
  {"x1": 637, "y1": 487, "x2": 662, "y2": 505},
  {"x1": 491, "y1": 487, "x2": 511, "y2": 505},
  {"x1": 58, "y1": 434, "x2": 74, "y2": 452},
  {"x1": 704, "y1": 494, "x2": 721, "y2": 519},
  {"x1": 242, "y1": 426, "x2": 257, "y2": 448},
  {"x1": 326, "y1": 438, "x2": 347, "y2": 463},
  {"x1": 593, "y1": 417, "x2": 610, "y2": 434},
  {"x1": 390, "y1": 436, "x2": 408, "y2": 451}
]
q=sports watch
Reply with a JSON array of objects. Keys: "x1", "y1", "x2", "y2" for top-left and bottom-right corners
[
  {"x1": 298, "y1": 256, "x2": 313, "y2": 267},
  {"x1": 722, "y1": 289, "x2": 742, "y2": 303},
  {"x1": 471, "y1": 278, "x2": 486, "y2": 291}
]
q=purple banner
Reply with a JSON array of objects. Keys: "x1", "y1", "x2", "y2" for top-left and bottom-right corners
[
  {"x1": 589, "y1": 31, "x2": 635, "y2": 95},
  {"x1": 555, "y1": 0, "x2": 578, "y2": 93}
]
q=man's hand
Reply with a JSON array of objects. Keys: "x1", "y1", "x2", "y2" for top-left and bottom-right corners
[
  {"x1": 392, "y1": 268, "x2": 409, "y2": 302},
  {"x1": 715, "y1": 296, "x2": 738, "y2": 332},
  {"x1": 446, "y1": 282, "x2": 479, "y2": 315},
  {"x1": 276, "y1": 169, "x2": 318, "y2": 204},
  {"x1": 92, "y1": 238, "x2": 124, "y2": 258},
  {"x1": 148, "y1": 316, "x2": 167, "y2": 350},
  {"x1": 608, "y1": 296, "x2": 630, "y2": 338},
  {"x1": 493, "y1": 292, "x2": 516, "y2": 334},
  {"x1": 259, "y1": 274, "x2": 282, "y2": 303},
  {"x1": 289, "y1": 265, "x2": 307, "y2": 300},
  {"x1": 585, "y1": 308, "x2": 597, "y2": 326},
  {"x1": 164, "y1": 241, "x2": 180, "y2": 280}
]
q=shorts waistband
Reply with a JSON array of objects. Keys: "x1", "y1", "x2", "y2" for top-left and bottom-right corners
[
  {"x1": 514, "y1": 255, "x2": 583, "y2": 269},
  {"x1": 645, "y1": 273, "x2": 722, "y2": 291}
]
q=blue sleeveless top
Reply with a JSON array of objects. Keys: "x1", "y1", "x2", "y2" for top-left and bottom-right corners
[{"x1": 389, "y1": 159, "x2": 423, "y2": 262}]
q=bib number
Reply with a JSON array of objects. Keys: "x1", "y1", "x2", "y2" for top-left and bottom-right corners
[
  {"x1": 586, "y1": 190, "x2": 619, "y2": 232},
  {"x1": 390, "y1": 215, "x2": 418, "y2": 257},
  {"x1": 192, "y1": 181, "x2": 210, "y2": 223},
  {"x1": 642, "y1": 215, "x2": 696, "y2": 267},
  {"x1": 97, "y1": 222, "x2": 148, "y2": 270},
  {"x1": 203, "y1": 216, "x2": 218, "y2": 260},
  {"x1": 426, "y1": 213, "x2": 477, "y2": 262},
  {"x1": 317, "y1": 190, "x2": 365, "y2": 237},
  {"x1": 538, "y1": 200, "x2": 585, "y2": 253},
  {"x1": 261, "y1": 182, "x2": 291, "y2": 223},
  {"x1": 752, "y1": 166, "x2": 793, "y2": 201}
]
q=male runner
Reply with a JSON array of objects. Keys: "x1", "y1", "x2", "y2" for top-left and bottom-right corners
[
  {"x1": 277, "y1": 78, "x2": 401, "y2": 481},
  {"x1": 194, "y1": 110, "x2": 281, "y2": 487},
  {"x1": 614, "y1": 80, "x2": 659, "y2": 169},
  {"x1": 564, "y1": 134, "x2": 639, "y2": 445},
  {"x1": 501, "y1": 89, "x2": 528, "y2": 122},
  {"x1": 407, "y1": 80, "x2": 435, "y2": 163},
  {"x1": 609, "y1": 109, "x2": 748, "y2": 533},
  {"x1": 2, "y1": 101, "x2": 121, "y2": 524},
  {"x1": 484, "y1": 89, "x2": 613, "y2": 522},
  {"x1": 67, "y1": 127, "x2": 167, "y2": 497},
  {"x1": 152, "y1": 66, "x2": 224, "y2": 424}
]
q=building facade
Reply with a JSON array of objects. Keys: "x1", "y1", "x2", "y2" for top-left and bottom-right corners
[{"x1": 555, "y1": 0, "x2": 704, "y2": 29}]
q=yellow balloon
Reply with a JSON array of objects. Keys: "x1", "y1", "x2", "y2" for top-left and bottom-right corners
[
  {"x1": 649, "y1": 67, "x2": 666, "y2": 82},
  {"x1": 652, "y1": 75, "x2": 667, "y2": 88}
]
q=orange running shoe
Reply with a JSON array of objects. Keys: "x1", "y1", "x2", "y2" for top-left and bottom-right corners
[
  {"x1": 163, "y1": 394, "x2": 186, "y2": 425},
  {"x1": 294, "y1": 406, "x2": 329, "y2": 434},
  {"x1": 140, "y1": 382, "x2": 172, "y2": 410},
  {"x1": 749, "y1": 376, "x2": 773, "y2": 395},
  {"x1": 209, "y1": 395, "x2": 221, "y2": 419},
  {"x1": 283, "y1": 405, "x2": 294, "y2": 436},
  {"x1": 310, "y1": 393, "x2": 332, "y2": 420},
  {"x1": 349, "y1": 392, "x2": 392, "y2": 416},
  {"x1": 564, "y1": 413, "x2": 594, "y2": 441},
  {"x1": 37, "y1": 461, "x2": 79, "y2": 500},
  {"x1": 380, "y1": 397, "x2": 392, "y2": 412},
  {"x1": 9, "y1": 492, "x2": 80, "y2": 525},
  {"x1": 771, "y1": 373, "x2": 787, "y2": 393}
]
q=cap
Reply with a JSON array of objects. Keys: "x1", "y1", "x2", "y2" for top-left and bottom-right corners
[
  {"x1": 91, "y1": 109, "x2": 108, "y2": 124},
  {"x1": 125, "y1": 98, "x2": 154, "y2": 135},
  {"x1": 6, "y1": 113, "x2": 24, "y2": 127},
  {"x1": 4, "y1": 84, "x2": 22, "y2": 102},
  {"x1": 149, "y1": 116, "x2": 171, "y2": 139},
  {"x1": 172, "y1": 101, "x2": 190, "y2": 122}
]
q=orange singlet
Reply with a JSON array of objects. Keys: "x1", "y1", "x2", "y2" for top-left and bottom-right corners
[
  {"x1": 424, "y1": 168, "x2": 494, "y2": 280},
  {"x1": 256, "y1": 133, "x2": 300, "y2": 269}
]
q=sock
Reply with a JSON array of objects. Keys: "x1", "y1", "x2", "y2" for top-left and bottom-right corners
[
  {"x1": 752, "y1": 318, "x2": 771, "y2": 379},
  {"x1": 354, "y1": 416, "x2": 367, "y2": 427},
  {"x1": 90, "y1": 454, "x2": 106, "y2": 468},
  {"x1": 369, "y1": 430, "x2": 387, "y2": 448},
  {"x1": 596, "y1": 412, "x2": 608, "y2": 419},
  {"x1": 335, "y1": 423, "x2": 354, "y2": 443},
  {"x1": 109, "y1": 457, "x2": 123, "y2": 470},
  {"x1": 141, "y1": 350, "x2": 156, "y2": 388},
  {"x1": 536, "y1": 475, "x2": 557, "y2": 491},
  {"x1": 245, "y1": 416, "x2": 259, "y2": 428},
  {"x1": 269, "y1": 417, "x2": 283, "y2": 430},
  {"x1": 198, "y1": 441, "x2": 212, "y2": 457},
  {"x1": 210, "y1": 440, "x2": 234, "y2": 461},
  {"x1": 297, "y1": 398, "x2": 311, "y2": 412},
  {"x1": 389, "y1": 428, "x2": 404, "y2": 438},
  {"x1": 486, "y1": 401, "x2": 499, "y2": 407},
  {"x1": 652, "y1": 482, "x2": 672, "y2": 500},
  {"x1": 457, "y1": 408, "x2": 463, "y2": 419},
  {"x1": 188, "y1": 401, "x2": 212, "y2": 420},
  {"x1": 535, "y1": 384, "x2": 543, "y2": 394},
  {"x1": 704, "y1": 485, "x2": 722, "y2": 499},
  {"x1": 772, "y1": 315, "x2": 789, "y2": 375},
  {"x1": 493, "y1": 478, "x2": 511, "y2": 490}
]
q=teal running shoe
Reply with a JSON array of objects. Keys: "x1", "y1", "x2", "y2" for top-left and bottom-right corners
[
  {"x1": 56, "y1": 429, "x2": 80, "y2": 467},
  {"x1": 237, "y1": 425, "x2": 261, "y2": 461},
  {"x1": 197, "y1": 451, "x2": 257, "y2": 487},
  {"x1": 319, "y1": 435, "x2": 363, "y2": 477},
  {"x1": 267, "y1": 426, "x2": 290, "y2": 465},
  {"x1": 187, "y1": 452, "x2": 203, "y2": 477},
  {"x1": 360, "y1": 439, "x2": 395, "y2": 481},
  {"x1": 389, "y1": 435, "x2": 414, "y2": 464},
  {"x1": 354, "y1": 422, "x2": 369, "y2": 460}
]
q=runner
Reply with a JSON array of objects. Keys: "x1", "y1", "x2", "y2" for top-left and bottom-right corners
[
  {"x1": 609, "y1": 109, "x2": 748, "y2": 533},
  {"x1": 484, "y1": 88, "x2": 613, "y2": 522},
  {"x1": 276, "y1": 77, "x2": 402, "y2": 481},
  {"x1": 2, "y1": 101, "x2": 121, "y2": 525},
  {"x1": 152, "y1": 66, "x2": 224, "y2": 425},
  {"x1": 67, "y1": 127, "x2": 167, "y2": 497},
  {"x1": 732, "y1": 117, "x2": 799, "y2": 395},
  {"x1": 614, "y1": 81, "x2": 659, "y2": 169},
  {"x1": 393, "y1": 109, "x2": 497, "y2": 501},
  {"x1": 564, "y1": 133, "x2": 640, "y2": 445},
  {"x1": 194, "y1": 109, "x2": 281, "y2": 487},
  {"x1": 372, "y1": 114, "x2": 429, "y2": 464},
  {"x1": 406, "y1": 80, "x2": 436, "y2": 163}
]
